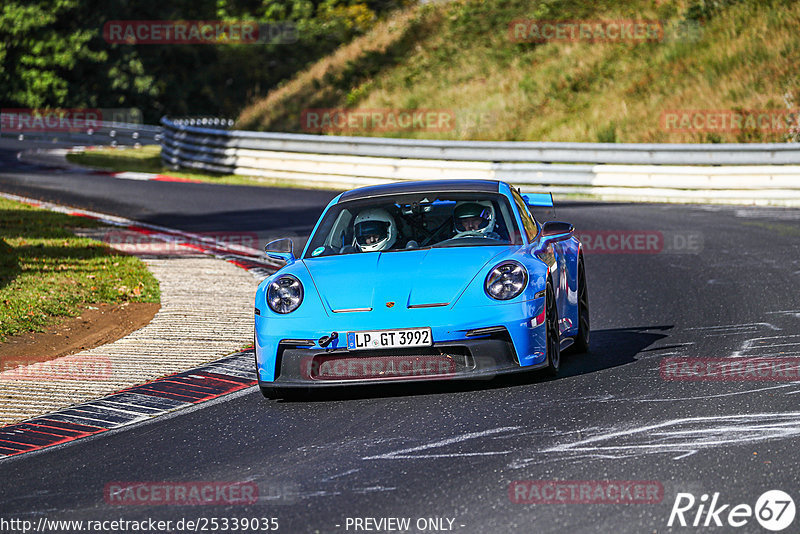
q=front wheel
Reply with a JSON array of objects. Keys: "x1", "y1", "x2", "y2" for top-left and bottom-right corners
[
  {"x1": 545, "y1": 280, "x2": 561, "y2": 376},
  {"x1": 571, "y1": 256, "x2": 590, "y2": 354}
]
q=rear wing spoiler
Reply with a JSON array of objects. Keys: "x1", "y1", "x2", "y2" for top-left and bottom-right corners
[
  {"x1": 522, "y1": 192, "x2": 556, "y2": 220},
  {"x1": 522, "y1": 192, "x2": 553, "y2": 208}
]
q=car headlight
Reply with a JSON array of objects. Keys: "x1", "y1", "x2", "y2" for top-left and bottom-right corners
[
  {"x1": 484, "y1": 261, "x2": 528, "y2": 301},
  {"x1": 267, "y1": 275, "x2": 304, "y2": 314}
]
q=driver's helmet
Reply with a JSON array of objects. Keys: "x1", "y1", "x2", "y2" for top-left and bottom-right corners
[
  {"x1": 453, "y1": 201, "x2": 495, "y2": 237},
  {"x1": 353, "y1": 208, "x2": 397, "y2": 252}
]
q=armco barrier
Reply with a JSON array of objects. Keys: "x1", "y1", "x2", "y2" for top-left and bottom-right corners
[
  {"x1": 0, "y1": 113, "x2": 161, "y2": 147},
  {"x1": 157, "y1": 116, "x2": 800, "y2": 205}
]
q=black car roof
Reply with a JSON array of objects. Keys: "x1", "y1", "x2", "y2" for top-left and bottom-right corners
[{"x1": 338, "y1": 180, "x2": 501, "y2": 202}]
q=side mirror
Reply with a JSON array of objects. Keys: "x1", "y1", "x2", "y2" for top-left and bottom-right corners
[
  {"x1": 264, "y1": 238, "x2": 295, "y2": 264},
  {"x1": 540, "y1": 221, "x2": 574, "y2": 241}
]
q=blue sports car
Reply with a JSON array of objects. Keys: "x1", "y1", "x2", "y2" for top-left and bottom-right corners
[{"x1": 254, "y1": 179, "x2": 588, "y2": 396}]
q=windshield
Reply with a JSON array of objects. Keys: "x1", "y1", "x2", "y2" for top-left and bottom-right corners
[{"x1": 303, "y1": 191, "x2": 521, "y2": 258}]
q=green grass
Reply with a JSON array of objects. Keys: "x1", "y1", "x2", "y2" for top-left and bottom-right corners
[
  {"x1": 69, "y1": 145, "x2": 164, "y2": 174},
  {"x1": 236, "y1": 0, "x2": 800, "y2": 143},
  {"x1": 0, "y1": 197, "x2": 160, "y2": 341},
  {"x1": 66, "y1": 146, "x2": 342, "y2": 190},
  {"x1": 66, "y1": 145, "x2": 221, "y2": 181}
]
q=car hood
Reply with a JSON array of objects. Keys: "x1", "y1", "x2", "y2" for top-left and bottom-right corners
[{"x1": 303, "y1": 247, "x2": 510, "y2": 312}]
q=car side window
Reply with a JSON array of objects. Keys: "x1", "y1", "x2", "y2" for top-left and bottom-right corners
[
  {"x1": 328, "y1": 210, "x2": 353, "y2": 248},
  {"x1": 511, "y1": 191, "x2": 538, "y2": 241}
]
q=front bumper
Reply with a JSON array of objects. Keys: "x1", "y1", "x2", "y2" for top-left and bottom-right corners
[
  {"x1": 255, "y1": 297, "x2": 547, "y2": 386},
  {"x1": 263, "y1": 332, "x2": 530, "y2": 387}
]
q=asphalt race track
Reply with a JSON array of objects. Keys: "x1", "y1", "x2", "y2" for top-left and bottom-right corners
[{"x1": 2, "y1": 143, "x2": 800, "y2": 533}]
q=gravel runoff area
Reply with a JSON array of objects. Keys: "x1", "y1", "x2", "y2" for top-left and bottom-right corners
[{"x1": 0, "y1": 237, "x2": 257, "y2": 426}]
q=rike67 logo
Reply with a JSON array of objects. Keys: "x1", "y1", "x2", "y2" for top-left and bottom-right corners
[{"x1": 668, "y1": 490, "x2": 795, "y2": 531}]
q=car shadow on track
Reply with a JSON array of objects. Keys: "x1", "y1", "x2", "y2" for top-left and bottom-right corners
[
  {"x1": 270, "y1": 325, "x2": 673, "y2": 402},
  {"x1": 558, "y1": 324, "x2": 673, "y2": 378}
]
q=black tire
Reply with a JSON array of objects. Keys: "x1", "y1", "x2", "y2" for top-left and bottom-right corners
[
  {"x1": 571, "y1": 256, "x2": 590, "y2": 354},
  {"x1": 545, "y1": 280, "x2": 561, "y2": 376}
]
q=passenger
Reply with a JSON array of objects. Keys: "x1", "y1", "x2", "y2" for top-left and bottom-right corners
[{"x1": 453, "y1": 201, "x2": 501, "y2": 239}]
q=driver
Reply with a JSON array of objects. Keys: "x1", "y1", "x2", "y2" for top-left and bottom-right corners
[
  {"x1": 353, "y1": 208, "x2": 397, "y2": 252},
  {"x1": 453, "y1": 201, "x2": 501, "y2": 239}
]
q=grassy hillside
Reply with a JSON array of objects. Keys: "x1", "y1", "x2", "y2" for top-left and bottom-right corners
[{"x1": 236, "y1": 0, "x2": 800, "y2": 143}]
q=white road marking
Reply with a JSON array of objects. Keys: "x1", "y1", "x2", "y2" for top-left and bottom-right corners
[
  {"x1": 353, "y1": 486, "x2": 397, "y2": 494},
  {"x1": 687, "y1": 322, "x2": 780, "y2": 331},
  {"x1": 509, "y1": 412, "x2": 800, "y2": 466},
  {"x1": 113, "y1": 171, "x2": 158, "y2": 181},
  {"x1": 686, "y1": 322, "x2": 780, "y2": 338},
  {"x1": 362, "y1": 426, "x2": 520, "y2": 460},
  {"x1": 321, "y1": 469, "x2": 360, "y2": 482},
  {"x1": 635, "y1": 383, "x2": 799, "y2": 402},
  {"x1": 732, "y1": 334, "x2": 800, "y2": 358}
]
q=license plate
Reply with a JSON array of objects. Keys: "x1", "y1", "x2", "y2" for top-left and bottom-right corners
[{"x1": 346, "y1": 327, "x2": 432, "y2": 351}]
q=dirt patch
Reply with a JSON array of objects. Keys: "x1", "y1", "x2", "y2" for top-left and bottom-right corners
[{"x1": 0, "y1": 302, "x2": 159, "y2": 371}]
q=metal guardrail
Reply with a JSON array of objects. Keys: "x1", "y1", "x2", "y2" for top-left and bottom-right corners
[
  {"x1": 10, "y1": 113, "x2": 799, "y2": 204},
  {"x1": 161, "y1": 116, "x2": 800, "y2": 165},
  {"x1": 158, "y1": 116, "x2": 800, "y2": 205}
]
